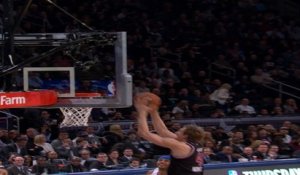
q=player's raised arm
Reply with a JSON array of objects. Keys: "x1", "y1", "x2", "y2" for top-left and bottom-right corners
[
  {"x1": 135, "y1": 92, "x2": 177, "y2": 139},
  {"x1": 134, "y1": 93, "x2": 185, "y2": 152},
  {"x1": 150, "y1": 110, "x2": 177, "y2": 139}
]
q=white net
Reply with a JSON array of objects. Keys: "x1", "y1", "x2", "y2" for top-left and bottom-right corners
[{"x1": 59, "y1": 107, "x2": 92, "y2": 128}]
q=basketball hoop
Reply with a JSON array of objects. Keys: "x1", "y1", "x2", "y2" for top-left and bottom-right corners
[
  {"x1": 59, "y1": 107, "x2": 92, "y2": 128},
  {"x1": 58, "y1": 93, "x2": 98, "y2": 128}
]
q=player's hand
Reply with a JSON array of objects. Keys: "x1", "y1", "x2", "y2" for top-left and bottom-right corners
[{"x1": 134, "y1": 94, "x2": 152, "y2": 113}]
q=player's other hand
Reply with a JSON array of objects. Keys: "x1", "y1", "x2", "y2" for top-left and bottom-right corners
[{"x1": 134, "y1": 93, "x2": 153, "y2": 114}]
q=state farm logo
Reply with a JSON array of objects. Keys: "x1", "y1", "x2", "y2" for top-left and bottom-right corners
[{"x1": 0, "y1": 95, "x2": 26, "y2": 105}]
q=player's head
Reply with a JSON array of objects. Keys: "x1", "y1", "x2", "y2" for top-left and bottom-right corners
[
  {"x1": 176, "y1": 125, "x2": 204, "y2": 144},
  {"x1": 157, "y1": 155, "x2": 171, "y2": 170}
]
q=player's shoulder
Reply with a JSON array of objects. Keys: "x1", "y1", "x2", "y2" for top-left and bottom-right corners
[{"x1": 146, "y1": 170, "x2": 154, "y2": 175}]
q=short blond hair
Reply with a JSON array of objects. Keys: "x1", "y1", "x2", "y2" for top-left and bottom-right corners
[
  {"x1": 34, "y1": 134, "x2": 46, "y2": 145},
  {"x1": 183, "y1": 125, "x2": 205, "y2": 144}
]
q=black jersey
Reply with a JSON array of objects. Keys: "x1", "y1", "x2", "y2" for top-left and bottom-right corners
[{"x1": 167, "y1": 142, "x2": 204, "y2": 175}]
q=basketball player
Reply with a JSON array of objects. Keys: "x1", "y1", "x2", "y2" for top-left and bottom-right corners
[
  {"x1": 134, "y1": 93, "x2": 205, "y2": 175},
  {"x1": 146, "y1": 155, "x2": 170, "y2": 175}
]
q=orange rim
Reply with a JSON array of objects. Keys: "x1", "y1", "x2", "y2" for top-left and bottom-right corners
[{"x1": 75, "y1": 93, "x2": 102, "y2": 97}]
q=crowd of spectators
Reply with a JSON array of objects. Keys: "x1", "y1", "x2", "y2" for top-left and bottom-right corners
[
  {"x1": 0, "y1": 117, "x2": 300, "y2": 174},
  {"x1": 2, "y1": 0, "x2": 299, "y2": 117},
  {"x1": 1, "y1": 0, "x2": 300, "y2": 174}
]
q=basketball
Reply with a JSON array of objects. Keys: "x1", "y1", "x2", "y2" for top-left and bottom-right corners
[
  {"x1": 139, "y1": 92, "x2": 161, "y2": 110},
  {"x1": 147, "y1": 92, "x2": 161, "y2": 109}
]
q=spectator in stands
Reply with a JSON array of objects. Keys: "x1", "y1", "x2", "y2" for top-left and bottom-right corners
[
  {"x1": 177, "y1": 88, "x2": 193, "y2": 102},
  {"x1": 23, "y1": 155, "x2": 33, "y2": 168},
  {"x1": 212, "y1": 127, "x2": 229, "y2": 144},
  {"x1": 159, "y1": 62, "x2": 175, "y2": 78},
  {"x1": 109, "y1": 111, "x2": 126, "y2": 121},
  {"x1": 160, "y1": 79, "x2": 180, "y2": 98},
  {"x1": 189, "y1": 89, "x2": 207, "y2": 106},
  {"x1": 216, "y1": 146, "x2": 239, "y2": 163},
  {"x1": 39, "y1": 124, "x2": 53, "y2": 142},
  {"x1": 160, "y1": 70, "x2": 180, "y2": 85},
  {"x1": 233, "y1": 75, "x2": 256, "y2": 100},
  {"x1": 3, "y1": 135, "x2": 28, "y2": 159},
  {"x1": 235, "y1": 62, "x2": 250, "y2": 80},
  {"x1": 31, "y1": 156, "x2": 58, "y2": 174},
  {"x1": 267, "y1": 144, "x2": 280, "y2": 160},
  {"x1": 6, "y1": 156, "x2": 29, "y2": 175},
  {"x1": 240, "y1": 147, "x2": 254, "y2": 161},
  {"x1": 61, "y1": 156, "x2": 86, "y2": 173},
  {"x1": 171, "y1": 100, "x2": 190, "y2": 119},
  {"x1": 272, "y1": 131, "x2": 294, "y2": 157},
  {"x1": 213, "y1": 54, "x2": 232, "y2": 70},
  {"x1": 272, "y1": 98, "x2": 284, "y2": 110},
  {"x1": 7, "y1": 130, "x2": 19, "y2": 144},
  {"x1": 252, "y1": 143, "x2": 269, "y2": 161},
  {"x1": 233, "y1": 98, "x2": 256, "y2": 116},
  {"x1": 1, "y1": 151, "x2": 19, "y2": 167},
  {"x1": 279, "y1": 127, "x2": 292, "y2": 144},
  {"x1": 106, "y1": 149, "x2": 122, "y2": 168},
  {"x1": 123, "y1": 131, "x2": 145, "y2": 156},
  {"x1": 146, "y1": 155, "x2": 170, "y2": 175},
  {"x1": 72, "y1": 131, "x2": 89, "y2": 146},
  {"x1": 203, "y1": 147, "x2": 218, "y2": 164},
  {"x1": 25, "y1": 128, "x2": 39, "y2": 154},
  {"x1": 230, "y1": 131, "x2": 245, "y2": 156},
  {"x1": 271, "y1": 107, "x2": 284, "y2": 116},
  {"x1": 75, "y1": 137, "x2": 101, "y2": 156},
  {"x1": 78, "y1": 149, "x2": 96, "y2": 169},
  {"x1": 51, "y1": 131, "x2": 69, "y2": 148},
  {"x1": 250, "y1": 68, "x2": 273, "y2": 85},
  {"x1": 46, "y1": 151, "x2": 66, "y2": 169},
  {"x1": 244, "y1": 130, "x2": 258, "y2": 146},
  {"x1": 257, "y1": 108, "x2": 270, "y2": 117},
  {"x1": 34, "y1": 134, "x2": 55, "y2": 156},
  {"x1": 203, "y1": 139, "x2": 218, "y2": 154},
  {"x1": 119, "y1": 148, "x2": 134, "y2": 166},
  {"x1": 209, "y1": 83, "x2": 232, "y2": 113},
  {"x1": 126, "y1": 157, "x2": 141, "y2": 169},
  {"x1": 39, "y1": 110, "x2": 57, "y2": 126},
  {"x1": 257, "y1": 128, "x2": 272, "y2": 143},
  {"x1": 263, "y1": 124, "x2": 276, "y2": 134},
  {"x1": 85, "y1": 126, "x2": 101, "y2": 146},
  {"x1": 127, "y1": 123, "x2": 138, "y2": 134},
  {"x1": 209, "y1": 109, "x2": 226, "y2": 118},
  {"x1": 283, "y1": 98, "x2": 299, "y2": 114},
  {"x1": 282, "y1": 121, "x2": 294, "y2": 134},
  {"x1": 55, "y1": 138, "x2": 77, "y2": 160},
  {"x1": 26, "y1": 128, "x2": 42, "y2": 156},
  {"x1": 290, "y1": 136, "x2": 300, "y2": 151},
  {"x1": 89, "y1": 152, "x2": 109, "y2": 171},
  {"x1": 169, "y1": 122, "x2": 182, "y2": 132},
  {"x1": 101, "y1": 124, "x2": 126, "y2": 153},
  {"x1": 0, "y1": 129, "x2": 8, "y2": 146}
]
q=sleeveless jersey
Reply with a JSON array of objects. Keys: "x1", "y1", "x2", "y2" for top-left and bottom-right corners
[
  {"x1": 168, "y1": 142, "x2": 204, "y2": 175},
  {"x1": 151, "y1": 168, "x2": 159, "y2": 175}
]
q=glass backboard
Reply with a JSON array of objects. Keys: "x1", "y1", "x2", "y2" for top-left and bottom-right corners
[{"x1": 23, "y1": 32, "x2": 132, "y2": 108}]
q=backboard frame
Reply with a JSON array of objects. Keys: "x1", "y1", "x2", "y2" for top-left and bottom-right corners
[{"x1": 22, "y1": 32, "x2": 132, "y2": 108}]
